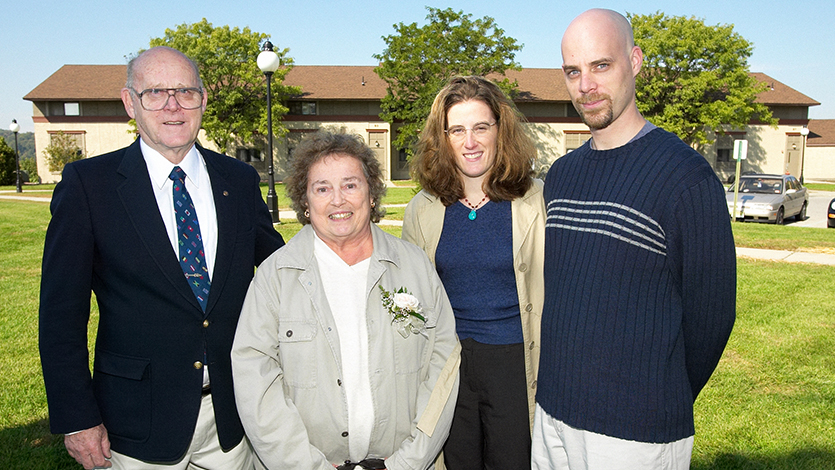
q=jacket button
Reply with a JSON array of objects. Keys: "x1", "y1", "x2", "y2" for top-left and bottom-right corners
[
  {"x1": 531, "y1": 380, "x2": 537, "y2": 389},
  {"x1": 337, "y1": 379, "x2": 342, "y2": 386},
  {"x1": 286, "y1": 330, "x2": 293, "y2": 337},
  {"x1": 193, "y1": 361, "x2": 203, "y2": 370},
  {"x1": 342, "y1": 431, "x2": 349, "y2": 437},
  {"x1": 518, "y1": 263, "x2": 528, "y2": 272},
  {"x1": 203, "y1": 320, "x2": 209, "y2": 328},
  {"x1": 525, "y1": 303, "x2": 533, "y2": 312},
  {"x1": 529, "y1": 341, "x2": 535, "y2": 350}
]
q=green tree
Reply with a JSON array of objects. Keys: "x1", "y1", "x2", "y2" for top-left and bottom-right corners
[
  {"x1": 374, "y1": 7, "x2": 523, "y2": 156},
  {"x1": 0, "y1": 130, "x2": 34, "y2": 161},
  {"x1": 0, "y1": 137, "x2": 16, "y2": 185},
  {"x1": 630, "y1": 12, "x2": 777, "y2": 147},
  {"x1": 148, "y1": 19, "x2": 301, "y2": 154},
  {"x1": 20, "y1": 156, "x2": 39, "y2": 183},
  {"x1": 44, "y1": 131, "x2": 84, "y2": 174}
]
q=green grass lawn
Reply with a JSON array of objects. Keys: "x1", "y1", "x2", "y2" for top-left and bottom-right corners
[
  {"x1": 2, "y1": 194, "x2": 834, "y2": 469},
  {"x1": 691, "y1": 258, "x2": 835, "y2": 469},
  {"x1": 804, "y1": 182, "x2": 835, "y2": 192},
  {"x1": 732, "y1": 223, "x2": 835, "y2": 253}
]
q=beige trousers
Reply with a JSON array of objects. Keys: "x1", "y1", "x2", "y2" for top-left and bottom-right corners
[
  {"x1": 107, "y1": 394, "x2": 256, "y2": 470},
  {"x1": 531, "y1": 404, "x2": 694, "y2": 470}
]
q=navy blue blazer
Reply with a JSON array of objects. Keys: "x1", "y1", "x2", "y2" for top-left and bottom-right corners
[{"x1": 39, "y1": 139, "x2": 284, "y2": 463}]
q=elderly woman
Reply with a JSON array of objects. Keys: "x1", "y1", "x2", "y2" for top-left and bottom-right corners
[
  {"x1": 232, "y1": 130, "x2": 459, "y2": 470},
  {"x1": 403, "y1": 76, "x2": 545, "y2": 469}
]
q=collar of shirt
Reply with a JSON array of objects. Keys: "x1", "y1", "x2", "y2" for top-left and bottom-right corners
[
  {"x1": 140, "y1": 139, "x2": 204, "y2": 190},
  {"x1": 139, "y1": 136, "x2": 217, "y2": 283}
]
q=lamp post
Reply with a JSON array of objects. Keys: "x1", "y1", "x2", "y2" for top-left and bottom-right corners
[
  {"x1": 799, "y1": 126, "x2": 810, "y2": 184},
  {"x1": 9, "y1": 119, "x2": 21, "y2": 193},
  {"x1": 257, "y1": 41, "x2": 281, "y2": 224}
]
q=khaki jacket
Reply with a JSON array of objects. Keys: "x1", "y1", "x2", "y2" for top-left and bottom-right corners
[
  {"x1": 232, "y1": 224, "x2": 460, "y2": 470},
  {"x1": 402, "y1": 180, "x2": 546, "y2": 430}
]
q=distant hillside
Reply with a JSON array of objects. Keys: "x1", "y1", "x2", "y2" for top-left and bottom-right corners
[{"x1": 0, "y1": 130, "x2": 35, "y2": 161}]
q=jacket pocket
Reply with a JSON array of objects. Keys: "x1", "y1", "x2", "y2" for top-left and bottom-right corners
[
  {"x1": 393, "y1": 307, "x2": 434, "y2": 375},
  {"x1": 277, "y1": 320, "x2": 318, "y2": 388},
  {"x1": 92, "y1": 349, "x2": 151, "y2": 442}
]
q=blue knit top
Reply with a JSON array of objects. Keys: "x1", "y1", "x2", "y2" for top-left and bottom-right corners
[
  {"x1": 435, "y1": 200, "x2": 523, "y2": 344},
  {"x1": 537, "y1": 128, "x2": 736, "y2": 443}
]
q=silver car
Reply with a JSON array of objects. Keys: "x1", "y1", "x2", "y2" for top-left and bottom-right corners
[{"x1": 726, "y1": 174, "x2": 808, "y2": 224}]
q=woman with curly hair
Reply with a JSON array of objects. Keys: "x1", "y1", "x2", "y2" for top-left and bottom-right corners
[{"x1": 234, "y1": 130, "x2": 460, "y2": 469}]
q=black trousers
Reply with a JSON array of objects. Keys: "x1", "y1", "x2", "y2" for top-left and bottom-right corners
[{"x1": 443, "y1": 338, "x2": 531, "y2": 470}]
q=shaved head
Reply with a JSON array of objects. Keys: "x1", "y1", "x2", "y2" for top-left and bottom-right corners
[
  {"x1": 559, "y1": 8, "x2": 646, "y2": 148},
  {"x1": 562, "y1": 9, "x2": 634, "y2": 62}
]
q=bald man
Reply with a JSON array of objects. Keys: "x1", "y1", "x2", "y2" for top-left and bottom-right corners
[
  {"x1": 533, "y1": 9, "x2": 735, "y2": 469},
  {"x1": 39, "y1": 47, "x2": 284, "y2": 469}
]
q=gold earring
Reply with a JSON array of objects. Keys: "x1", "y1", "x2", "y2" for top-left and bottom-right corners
[
  {"x1": 371, "y1": 201, "x2": 376, "y2": 208},
  {"x1": 304, "y1": 209, "x2": 310, "y2": 218}
]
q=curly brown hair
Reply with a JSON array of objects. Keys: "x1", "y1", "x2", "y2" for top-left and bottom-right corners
[
  {"x1": 412, "y1": 75, "x2": 536, "y2": 206},
  {"x1": 286, "y1": 130, "x2": 387, "y2": 225}
]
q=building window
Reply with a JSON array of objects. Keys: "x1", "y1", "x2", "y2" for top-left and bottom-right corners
[
  {"x1": 567, "y1": 105, "x2": 580, "y2": 118},
  {"x1": 286, "y1": 130, "x2": 313, "y2": 161},
  {"x1": 565, "y1": 132, "x2": 591, "y2": 153},
  {"x1": 715, "y1": 134, "x2": 743, "y2": 164},
  {"x1": 236, "y1": 148, "x2": 262, "y2": 162},
  {"x1": 288, "y1": 102, "x2": 317, "y2": 115},
  {"x1": 64, "y1": 102, "x2": 80, "y2": 116},
  {"x1": 49, "y1": 131, "x2": 86, "y2": 155}
]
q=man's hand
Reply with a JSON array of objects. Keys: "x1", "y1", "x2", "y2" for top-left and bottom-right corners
[{"x1": 64, "y1": 423, "x2": 112, "y2": 469}]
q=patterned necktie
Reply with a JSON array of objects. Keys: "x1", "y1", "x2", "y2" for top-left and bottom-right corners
[{"x1": 169, "y1": 166, "x2": 210, "y2": 311}]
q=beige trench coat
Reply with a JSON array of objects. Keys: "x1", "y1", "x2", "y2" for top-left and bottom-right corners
[{"x1": 402, "y1": 180, "x2": 546, "y2": 430}]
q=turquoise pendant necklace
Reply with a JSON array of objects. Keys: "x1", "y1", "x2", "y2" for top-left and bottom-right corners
[{"x1": 464, "y1": 195, "x2": 488, "y2": 221}]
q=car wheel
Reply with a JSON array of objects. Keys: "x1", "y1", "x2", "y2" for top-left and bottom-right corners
[
  {"x1": 775, "y1": 207, "x2": 785, "y2": 225},
  {"x1": 796, "y1": 202, "x2": 807, "y2": 221}
]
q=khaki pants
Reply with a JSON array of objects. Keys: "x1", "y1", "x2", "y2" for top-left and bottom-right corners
[
  {"x1": 531, "y1": 404, "x2": 693, "y2": 470},
  {"x1": 106, "y1": 394, "x2": 256, "y2": 470}
]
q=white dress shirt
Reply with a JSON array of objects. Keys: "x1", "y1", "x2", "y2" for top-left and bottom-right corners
[
  {"x1": 142, "y1": 138, "x2": 218, "y2": 386},
  {"x1": 141, "y1": 139, "x2": 218, "y2": 279}
]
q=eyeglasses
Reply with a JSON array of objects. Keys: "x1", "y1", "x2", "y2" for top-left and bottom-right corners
[
  {"x1": 130, "y1": 87, "x2": 204, "y2": 111},
  {"x1": 444, "y1": 122, "x2": 496, "y2": 140}
]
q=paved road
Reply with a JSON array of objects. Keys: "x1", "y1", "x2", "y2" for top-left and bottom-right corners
[{"x1": 790, "y1": 190, "x2": 833, "y2": 229}]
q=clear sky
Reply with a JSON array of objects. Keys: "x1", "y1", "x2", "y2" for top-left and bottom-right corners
[{"x1": 2, "y1": 0, "x2": 832, "y2": 133}]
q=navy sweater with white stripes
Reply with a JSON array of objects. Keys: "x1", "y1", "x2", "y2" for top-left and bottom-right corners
[{"x1": 538, "y1": 128, "x2": 736, "y2": 443}]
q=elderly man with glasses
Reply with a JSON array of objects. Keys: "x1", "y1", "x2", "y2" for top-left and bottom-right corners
[{"x1": 39, "y1": 46, "x2": 285, "y2": 469}]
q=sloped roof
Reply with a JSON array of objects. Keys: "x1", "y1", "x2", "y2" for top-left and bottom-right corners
[
  {"x1": 807, "y1": 119, "x2": 835, "y2": 146},
  {"x1": 751, "y1": 72, "x2": 820, "y2": 107},
  {"x1": 23, "y1": 65, "x2": 818, "y2": 110},
  {"x1": 504, "y1": 68, "x2": 570, "y2": 102},
  {"x1": 283, "y1": 65, "x2": 387, "y2": 100},
  {"x1": 24, "y1": 65, "x2": 126, "y2": 101},
  {"x1": 21, "y1": 64, "x2": 573, "y2": 103}
]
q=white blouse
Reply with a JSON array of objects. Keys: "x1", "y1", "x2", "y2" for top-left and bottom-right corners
[{"x1": 314, "y1": 233, "x2": 373, "y2": 461}]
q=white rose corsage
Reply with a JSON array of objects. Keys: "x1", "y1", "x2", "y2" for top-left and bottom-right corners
[{"x1": 379, "y1": 285, "x2": 426, "y2": 338}]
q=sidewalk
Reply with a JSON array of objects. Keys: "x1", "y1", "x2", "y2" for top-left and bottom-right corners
[
  {"x1": 4, "y1": 192, "x2": 834, "y2": 265},
  {"x1": 735, "y1": 247, "x2": 835, "y2": 266},
  {"x1": 0, "y1": 194, "x2": 51, "y2": 202}
]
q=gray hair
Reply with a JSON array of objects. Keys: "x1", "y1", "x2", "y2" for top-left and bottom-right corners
[{"x1": 286, "y1": 130, "x2": 387, "y2": 225}]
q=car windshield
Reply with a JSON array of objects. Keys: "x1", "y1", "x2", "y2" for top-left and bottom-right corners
[{"x1": 732, "y1": 178, "x2": 783, "y2": 194}]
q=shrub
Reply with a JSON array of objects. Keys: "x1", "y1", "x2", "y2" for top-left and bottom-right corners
[
  {"x1": 44, "y1": 131, "x2": 85, "y2": 174},
  {"x1": 0, "y1": 137, "x2": 17, "y2": 185}
]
